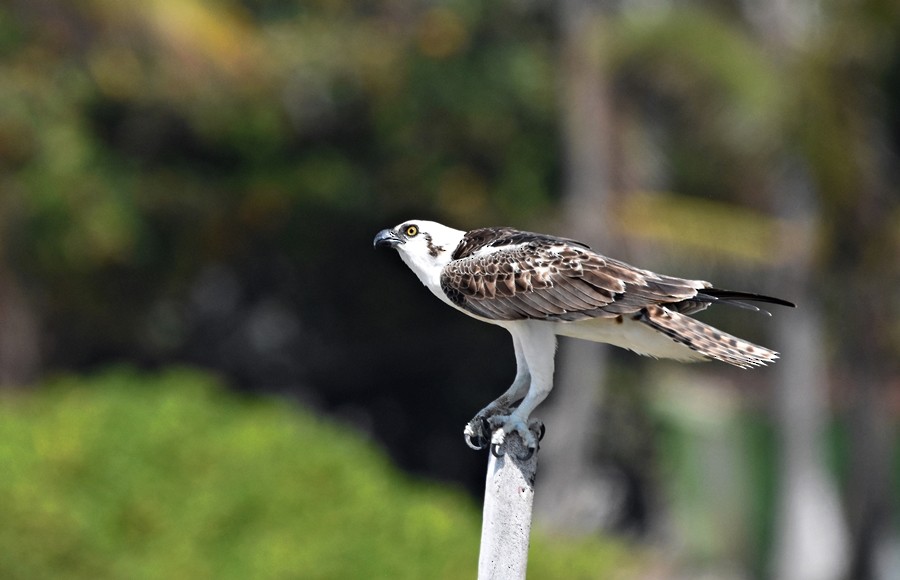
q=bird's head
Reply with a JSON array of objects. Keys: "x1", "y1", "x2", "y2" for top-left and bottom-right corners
[{"x1": 373, "y1": 220, "x2": 465, "y2": 277}]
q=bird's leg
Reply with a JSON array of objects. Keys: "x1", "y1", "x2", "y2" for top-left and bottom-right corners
[
  {"x1": 464, "y1": 333, "x2": 530, "y2": 450},
  {"x1": 488, "y1": 324, "x2": 556, "y2": 459},
  {"x1": 464, "y1": 372, "x2": 529, "y2": 450}
]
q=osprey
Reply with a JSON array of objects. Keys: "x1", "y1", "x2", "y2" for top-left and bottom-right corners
[{"x1": 374, "y1": 220, "x2": 794, "y2": 457}]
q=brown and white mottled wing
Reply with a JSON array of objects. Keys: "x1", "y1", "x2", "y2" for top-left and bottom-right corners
[
  {"x1": 439, "y1": 227, "x2": 795, "y2": 368},
  {"x1": 439, "y1": 228, "x2": 709, "y2": 323}
]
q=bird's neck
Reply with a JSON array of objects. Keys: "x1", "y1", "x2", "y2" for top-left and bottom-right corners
[{"x1": 399, "y1": 251, "x2": 451, "y2": 301}]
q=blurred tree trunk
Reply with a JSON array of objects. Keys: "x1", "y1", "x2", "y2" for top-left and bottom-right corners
[
  {"x1": 0, "y1": 266, "x2": 40, "y2": 388},
  {"x1": 533, "y1": 0, "x2": 620, "y2": 534},
  {"x1": 832, "y1": 116, "x2": 900, "y2": 580},
  {"x1": 767, "y1": 164, "x2": 849, "y2": 580},
  {"x1": 745, "y1": 1, "x2": 851, "y2": 578}
]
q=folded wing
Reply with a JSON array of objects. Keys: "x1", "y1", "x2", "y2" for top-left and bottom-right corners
[{"x1": 440, "y1": 228, "x2": 710, "y2": 322}]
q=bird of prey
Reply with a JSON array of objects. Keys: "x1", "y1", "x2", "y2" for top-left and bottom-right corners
[{"x1": 374, "y1": 220, "x2": 794, "y2": 457}]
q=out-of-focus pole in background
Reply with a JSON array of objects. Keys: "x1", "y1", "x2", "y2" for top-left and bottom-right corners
[
  {"x1": 533, "y1": 0, "x2": 619, "y2": 534},
  {"x1": 744, "y1": 0, "x2": 850, "y2": 578}
]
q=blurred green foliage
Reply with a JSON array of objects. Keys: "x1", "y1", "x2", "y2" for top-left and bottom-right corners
[
  {"x1": 0, "y1": 367, "x2": 637, "y2": 579},
  {"x1": 0, "y1": 0, "x2": 567, "y2": 368},
  {"x1": 0, "y1": 0, "x2": 560, "y2": 275}
]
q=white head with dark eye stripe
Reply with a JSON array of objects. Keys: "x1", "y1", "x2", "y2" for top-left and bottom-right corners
[{"x1": 373, "y1": 220, "x2": 466, "y2": 288}]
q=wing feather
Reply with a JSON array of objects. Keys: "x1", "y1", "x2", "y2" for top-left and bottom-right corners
[
  {"x1": 440, "y1": 228, "x2": 710, "y2": 321},
  {"x1": 518, "y1": 291, "x2": 567, "y2": 316},
  {"x1": 544, "y1": 283, "x2": 597, "y2": 312}
]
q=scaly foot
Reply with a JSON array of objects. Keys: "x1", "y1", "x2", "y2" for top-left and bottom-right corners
[{"x1": 488, "y1": 415, "x2": 545, "y2": 460}]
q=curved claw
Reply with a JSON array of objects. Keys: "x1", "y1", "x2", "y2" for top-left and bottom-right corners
[
  {"x1": 464, "y1": 417, "x2": 492, "y2": 450},
  {"x1": 536, "y1": 422, "x2": 546, "y2": 442},
  {"x1": 490, "y1": 438, "x2": 537, "y2": 461},
  {"x1": 516, "y1": 446, "x2": 535, "y2": 461},
  {"x1": 466, "y1": 433, "x2": 488, "y2": 451}
]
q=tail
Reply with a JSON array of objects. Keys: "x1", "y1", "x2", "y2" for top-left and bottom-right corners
[{"x1": 638, "y1": 305, "x2": 779, "y2": 369}]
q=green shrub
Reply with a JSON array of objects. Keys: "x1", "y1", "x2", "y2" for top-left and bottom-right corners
[{"x1": 0, "y1": 367, "x2": 636, "y2": 579}]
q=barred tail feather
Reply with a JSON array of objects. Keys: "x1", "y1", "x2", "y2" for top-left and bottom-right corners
[{"x1": 639, "y1": 305, "x2": 779, "y2": 369}]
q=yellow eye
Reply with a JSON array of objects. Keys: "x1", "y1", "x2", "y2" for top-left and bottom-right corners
[{"x1": 405, "y1": 225, "x2": 419, "y2": 237}]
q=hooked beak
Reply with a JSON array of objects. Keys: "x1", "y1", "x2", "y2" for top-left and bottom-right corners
[{"x1": 373, "y1": 228, "x2": 403, "y2": 249}]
